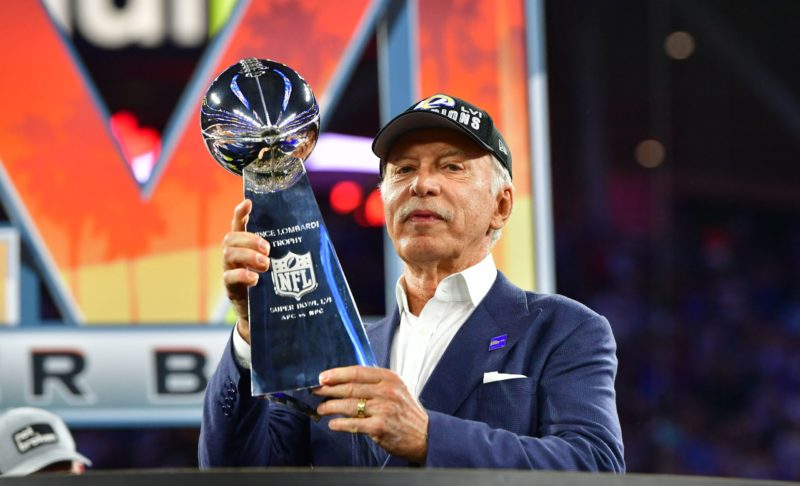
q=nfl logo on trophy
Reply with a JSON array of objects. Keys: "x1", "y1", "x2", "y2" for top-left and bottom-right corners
[{"x1": 271, "y1": 251, "x2": 318, "y2": 301}]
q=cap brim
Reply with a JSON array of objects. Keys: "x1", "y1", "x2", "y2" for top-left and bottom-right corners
[
  {"x1": 372, "y1": 110, "x2": 494, "y2": 159},
  {"x1": 2, "y1": 450, "x2": 92, "y2": 477}
]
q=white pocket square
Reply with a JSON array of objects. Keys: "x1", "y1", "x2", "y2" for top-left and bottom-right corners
[{"x1": 482, "y1": 371, "x2": 528, "y2": 384}]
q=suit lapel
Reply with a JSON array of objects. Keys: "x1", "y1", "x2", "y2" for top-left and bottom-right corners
[
  {"x1": 418, "y1": 273, "x2": 532, "y2": 416},
  {"x1": 365, "y1": 309, "x2": 399, "y2": 369}
]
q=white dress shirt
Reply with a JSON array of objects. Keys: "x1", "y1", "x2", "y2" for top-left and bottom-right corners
[
  {"x1": 390, "y1": 254, "x2": 496, "y2": 397},
  {"x1": 232, "y1": 254, "x2": 498, "y2": 397}
]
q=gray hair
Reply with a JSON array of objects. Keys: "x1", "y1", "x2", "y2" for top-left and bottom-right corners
[{"x1": 489, "y1": 155, "x2": 513, "y2": 247}]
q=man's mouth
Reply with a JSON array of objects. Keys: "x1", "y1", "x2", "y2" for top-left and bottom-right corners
[{"x1": 406, "y1": 210, "x2": 444, "y2": 223}]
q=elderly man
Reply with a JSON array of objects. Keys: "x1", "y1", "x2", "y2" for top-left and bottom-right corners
[{"x1": 199, "y1": 94, "x2": 624, "y2": 471}]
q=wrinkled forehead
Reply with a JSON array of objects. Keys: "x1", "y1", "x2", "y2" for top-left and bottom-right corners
[{"x1": 384, "y1": 128, "x2": 490, "y2": 162}]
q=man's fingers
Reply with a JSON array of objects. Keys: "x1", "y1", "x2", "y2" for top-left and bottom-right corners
[
  {"x1": 314, "y1": 367, "x2": 430, "y2": 462},
  {"x1": 223, "y1": 231, "x2": 269, "y2": 255},
  {"x1": 327, "y1": 416, "x2": 381, "y2": 437},
  {"x1": 223, "y1": 246, "x2": 270, "y2": 272},
  {"x1": 313, "y1": 382, "x2": 378, "y2": 400},
  {"x1": 223, "y1": 199, "x2": 260, "y2": 335},
  {"x1": 231, "y1": 199, "x2": 252, "y2": 232},
  {"x1": 318, "y1": 366, "x2": 384, "y2": 386},
  {"x1": 316, "y1": 397, "x2": 366, "y2": 417},
  {"x1": 223, "y1": 268, "x2": 259, "y2": 289}
]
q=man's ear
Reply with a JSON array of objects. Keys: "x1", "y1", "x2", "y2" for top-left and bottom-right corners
[{"x1": 490, "y1": 185, "x2": 513, "y2": 230}]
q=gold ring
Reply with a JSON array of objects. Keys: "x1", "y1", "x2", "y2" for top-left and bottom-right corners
[{"x1": 356, "y1": 398, "x2": 367, "y2": 418}]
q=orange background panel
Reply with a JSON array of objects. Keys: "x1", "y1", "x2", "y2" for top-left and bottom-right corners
[
  {"x1": 0, "y1": 1, "x2": 370, "y2": 322},
  {"x1": 418, "y1": 0, "x2": 535, "y2": 289}
]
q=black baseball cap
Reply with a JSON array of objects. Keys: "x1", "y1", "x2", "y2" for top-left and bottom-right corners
[{"x1": 372, "y1": 94, "x2": 512, "y2": 179}]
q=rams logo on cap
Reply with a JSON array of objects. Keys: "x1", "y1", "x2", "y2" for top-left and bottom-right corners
[
  {"x1": 498, "y1": 140, "x2": 508, "y2": 155},
  {"x1": 414, "y1": 94, "x2": 455, "y2": 111}
]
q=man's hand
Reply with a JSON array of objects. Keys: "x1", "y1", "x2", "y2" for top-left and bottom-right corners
[
  {"x1": 222, "y1": 199, "x2": 270, "y2": 344},
  {"x1": 313, "y1": 366, "x2": 429, "y2": 463}
]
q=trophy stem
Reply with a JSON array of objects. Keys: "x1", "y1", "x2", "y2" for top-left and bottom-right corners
[{"x1": 243, "y1": 171, "x2": 377, "y2": 404}]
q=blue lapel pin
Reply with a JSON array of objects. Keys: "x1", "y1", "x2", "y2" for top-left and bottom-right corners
[{"x1": 488, "y1": 334, "x2": 507, "y2": 351}]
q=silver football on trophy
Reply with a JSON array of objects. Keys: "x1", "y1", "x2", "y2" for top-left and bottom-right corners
[{"x1": 200, "y1": 58, "x2": 319, "y2": 192}]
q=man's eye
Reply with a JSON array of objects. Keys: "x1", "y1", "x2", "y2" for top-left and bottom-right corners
[
  {"x1": 395, "y1": 166, "x2": 413, "y2": 174},
  {"x1": 445, "y1": 163, "x2": 463, "y2": 171}
]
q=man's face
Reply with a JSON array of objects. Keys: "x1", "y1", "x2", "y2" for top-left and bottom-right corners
[{"x1": 380, "y1": 128, "x2": 510, "y2": 270}]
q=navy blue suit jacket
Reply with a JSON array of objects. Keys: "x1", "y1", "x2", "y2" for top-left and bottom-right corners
[{"x1": 199, "y1": 272, "x2": 625, "y2": 471}]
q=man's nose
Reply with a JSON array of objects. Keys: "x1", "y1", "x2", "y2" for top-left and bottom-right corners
[{"x1": 410, "y1": 168, "x2": 441, "y2": 196}]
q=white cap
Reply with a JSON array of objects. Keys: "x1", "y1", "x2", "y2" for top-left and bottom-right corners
[{"x1": 0, "y1": 408, "x2": 91, "y2": 476}]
